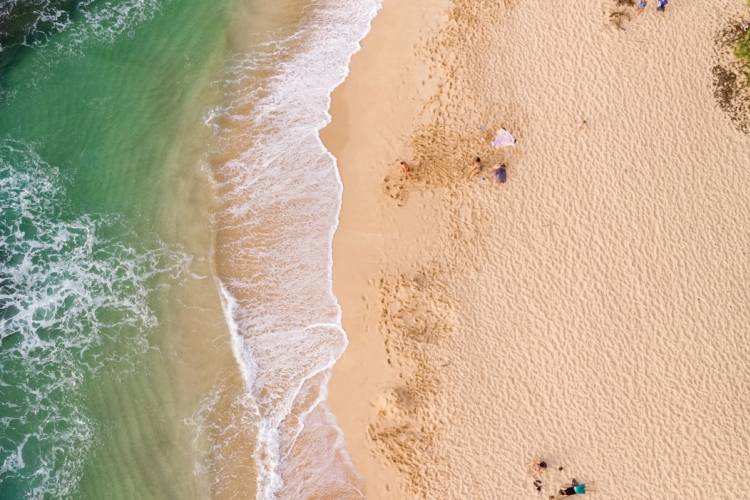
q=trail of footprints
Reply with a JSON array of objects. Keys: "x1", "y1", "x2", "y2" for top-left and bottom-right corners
[
  {"x1": 367, "y1": 264, "x2": 456, "y2": 496},
  {"x1": 605, "y1": 0, "x2": 642, "y2": 30}
]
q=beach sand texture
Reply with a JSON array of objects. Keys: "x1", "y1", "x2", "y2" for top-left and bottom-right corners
[{"x1": 325, "y1": 0, "x2": 750, "y2": 498}]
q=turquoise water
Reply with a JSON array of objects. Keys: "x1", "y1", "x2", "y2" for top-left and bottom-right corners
[
  {"x1": 0, "y1": 1, "x2": 236, "y2": 497},
  {"x1": 1, "y1": 0, "x2": 382, "y2": 497}
]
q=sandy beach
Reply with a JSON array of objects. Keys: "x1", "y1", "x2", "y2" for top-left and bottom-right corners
[{"x1": 323, "y1": 0, "x2": 750, "y2": 498}]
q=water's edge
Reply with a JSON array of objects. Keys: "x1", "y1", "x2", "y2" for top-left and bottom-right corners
[{"x1": 209, "y1": 1, "x2": 382, "y2": 497}]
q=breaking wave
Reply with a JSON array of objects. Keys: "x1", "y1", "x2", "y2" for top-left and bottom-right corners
[{"x1": 202, "y1": 0, "x2": 380, "y2": 497}]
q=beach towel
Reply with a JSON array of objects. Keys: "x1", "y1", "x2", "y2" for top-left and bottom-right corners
[{"x1": 491, "y1": 128, "x2": 516, "y2": 148}]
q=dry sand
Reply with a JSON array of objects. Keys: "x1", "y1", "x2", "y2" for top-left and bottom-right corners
[{"x1": 323, "y1": 0, "x2": 750, "y2": 498}]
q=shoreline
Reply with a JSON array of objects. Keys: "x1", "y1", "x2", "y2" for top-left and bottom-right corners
[
  {"x1": 322, "y1": 0, "x2": 451, "y2": 496},
  {"x1": 207, "y1": 0, "x2": 382, "y2": 497},
  {"x1": 325, "y1": 0, "x2": 750, "y2": 498}
]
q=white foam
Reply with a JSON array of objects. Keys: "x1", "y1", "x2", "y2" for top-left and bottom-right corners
[
  {"x1": 0, "y1": 0, "x2": 165, "y2": 103},
  {"x1": 0, "y1": 0, "x2": 162, "y2": 55},
  {"x1": 206, "y1": 0, "x2": 381, "y2": 497},
  {"x1": 216, "y1": 280, "x2": 257, "y2": 394},
  {"x1": 0, "y1": 139, "x2": 191, "y2": 497}
]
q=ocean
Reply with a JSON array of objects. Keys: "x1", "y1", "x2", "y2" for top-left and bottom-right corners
[{"x1": 0, "y1": 0, "x2": 378, "y2": 498}]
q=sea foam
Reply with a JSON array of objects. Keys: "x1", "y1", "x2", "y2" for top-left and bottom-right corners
[
  {"x1": 0, "y1": 140, "x2": 190, "y2": 498},
  {"x1": 204, "y1": 0, "x2": 380, "y2": 497},
  {"x1": 0, "y1": 0, "x2": 164, "y2": 102},
  {"x1": 0, "y1": 0, "x2": 162, "y2": 54}
]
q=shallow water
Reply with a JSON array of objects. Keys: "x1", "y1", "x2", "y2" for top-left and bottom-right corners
[
  {"x1": 0, "y1": 0, "x2": 378, "y2": 497},
  {"x1": 0, "y1": 1, "x2": 232, "y2": 497},
  {"x1": 207, "y1": 0, "x2": 378, "y2": 496}
]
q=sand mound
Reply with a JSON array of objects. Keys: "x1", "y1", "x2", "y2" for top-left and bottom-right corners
[
  {"x1": 367, "y1": 266, "x2": 454, "y2": 497},
  {"x1": 381, "y1": 0, "x2": 523, "y2": 205}
]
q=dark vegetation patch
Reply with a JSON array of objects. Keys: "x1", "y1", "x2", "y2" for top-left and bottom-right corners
[{"x1": 712, "y1": 18, "x2": 750, "y2": 134}]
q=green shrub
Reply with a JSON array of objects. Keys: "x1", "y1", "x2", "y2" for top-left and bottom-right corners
[
  {"x1": 734, "y1": 0, "x2": 750, "y2": 71},
  {"x1": 737, "y1": 28, "x2": 750, "y2": 69}
]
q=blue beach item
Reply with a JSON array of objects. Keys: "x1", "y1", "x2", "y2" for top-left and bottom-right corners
[
  {"x1": 657, "y1": 0, "x2": 668, "y2": 11},
  {"x1": 638, "y1": 0, "x2": 647, "y2": 8},
  {"x1": 495, "y1": 165, "x2": 507, "y2": 183},
  {"x1": 574, "y1": 484, "x2": 587, "y2": 494}
]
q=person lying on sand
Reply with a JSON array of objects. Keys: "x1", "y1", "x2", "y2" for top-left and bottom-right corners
[
  {"x1": 528, "y1": 459, "x2": 548, "y2": 478},
  {"x1": 528, "y1": 458, "x2": 548, "y2": 492},
  {"x1": 399, "y1": 161, "x2": 411, "y2": 176},
  {"x1": 558, "y1": 479, "x2": 587, "y2": 496},
  {"x1": 466, "y1": 156, "x2": 483, "y2": 178}
]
